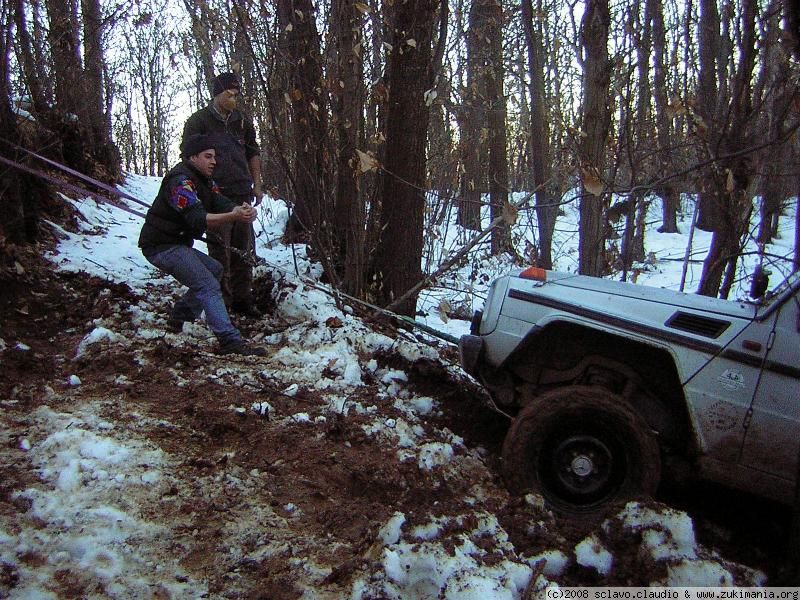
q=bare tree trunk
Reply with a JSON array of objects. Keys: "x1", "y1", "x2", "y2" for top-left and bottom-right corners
[
  {"x1": 13, "y1": 0, "x2": 49, "y2": 114},
  {"x1": 373, "y1": 0, "x2": 438, "y2": 316},
  {"x1": 0, "y1": 0, "x2": 44, "y2": 244},
  {"x1": 46, "y1": 0, "x2": 83, "y2": 117},
  {"x1": 757, "y1": 0, "x2": 790, "y2": 246},
  {"x1": 643, "y1": 0, "x2": 677, "y2": 233},
  {"x1": 43, "y1": 0, "x2": 119, "y2": 180},
  {"x1": 578, "y1": 0, "x2": 611, "y2": 276},
  {"x1": 457, "y1": 0, "x2": 488, "y2": 232},
  {"x1": 697, "y1": 0, "x2": 757, "y2": 298},
  {"x1": 521, "y1": 0, "x2": 556, "y2": 268},
  {"x1": 81, "y1": 0, "x2": 105, "y2": 140},
  {"x1": 183, "y1": 0, "x2": 216, "y2": 90},
  {"x1": 482, "y1": 0, "x2": 512, "y2": 256},
  {"x1": 332, "y1": 0, "x2": 366, "y2": 296},
  {"x1": 127, "y1": 16, "x2": 176, "y2": 178},
  {"x1": 427, "y1": 0, "x2": 453, "y2": 200},
  {"x1": 622, "y1": 1, "x2": 650, "y2": 270},
  {"x1": 278, "y1": 0, "x2": 331, "y2": 247},
  {"x1": 650, "y1": 0, "x2": 678, "y2": 233}
]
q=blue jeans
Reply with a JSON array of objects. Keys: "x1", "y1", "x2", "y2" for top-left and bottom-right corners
[{"x1": 145, "y1": 246, "x2": 242, "y2": 345}]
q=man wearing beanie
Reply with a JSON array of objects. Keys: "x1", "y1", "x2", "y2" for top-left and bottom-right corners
[
  {"x1": 138, "y1": 134, "x2": 266, "y2": 356},
  {"x1": 182, "y1": 71, "x2": 263, "y2": 318}
]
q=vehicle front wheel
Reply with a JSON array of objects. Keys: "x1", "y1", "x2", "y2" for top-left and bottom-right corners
[{"x1": 501, "y1": 385, "x2": 661, "y2": 518}]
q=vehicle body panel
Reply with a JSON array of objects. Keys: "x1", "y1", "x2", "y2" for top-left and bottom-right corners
[{"x1": 461, "y1": 269, "x2": 800, "y2": 504}]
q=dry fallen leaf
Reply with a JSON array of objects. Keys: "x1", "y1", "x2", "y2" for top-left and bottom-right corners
[
  {"x1": 581, "y1": 167, "x2": 604, "y2": 197},
  {"x1": 502, "y1": 201, "x2": 518, "y2": 225},
  {"x1": 437, "y1": 300, "x2": 451, "y2": 323},
  {"x1": 355, "y1": 149, "x2": 380, "y2": 173},
  {"x1": 666, "y1": 94, "x2": 686, "y2": 119},
  {"x1": 325, "y1": 316, "x2": 344, "y2": 329}
]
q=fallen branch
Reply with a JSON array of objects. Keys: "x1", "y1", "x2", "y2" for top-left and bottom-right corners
[{"x1": 385, "y1": 179, "x2": 551, "y2": 314}]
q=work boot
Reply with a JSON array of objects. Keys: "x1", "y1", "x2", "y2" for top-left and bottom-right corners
[
  {"x1": 230, "y1": 301, "x2": 262, "y2": 318},
  {"x1": 167, "y1": 307, "x2": 195, "y2": 333},
  {"x1": 166, "y1": 318, "x2": 185, "y2": 333},
  {"x1": 218, "y1": 340, "x2": 267, "y2": 356}
]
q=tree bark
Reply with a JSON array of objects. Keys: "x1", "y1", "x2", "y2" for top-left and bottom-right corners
[
  {"x1": 578, "y1": 0, "x2": 611, "y2": 276},
  {"x1": 649, "y1": 0, "x2": 678, "y2": 233},
  {"x1": 757, "y1": 0, "x2": 790, "y2": 246},
  {"x1": 373, "y1": 0, "x2": 438, "y2": 316},
  {"x1": 81, "y1": 0, "x2": 106, "y2": 140},
  {"x1": 44, "y1": 0, "x2": 119, "y2": 180},
  {"x1": 0, "y1": 0, "x2": 43, "y2": 244},
  {"x1": 521, "y1": 0, "x2": 556, "y2": 268},
  {"x1": 278, "y1": 0, "x2": 331, "y2": 246},
  {"x1": 482, "y1": 0, "x2": 512, "y2": 256},
  {"x1": 332, "y1": 0, "x2": 366, "y2": 297},
  {"x1": 46, "y1": 0, "x2": 83, "y2": 117},
  {"x1": 697, "y1": 0, "x2": 757, "y2": 298},
  {"x1": 13, "y1": 0, "x2": 49, "y2": 114},
  {"x1": 182, "y1": 0, "x2": 216, "y2": 94},
  {"x1": 457, "y1": 0, "x2": 488, "y2": 232}
]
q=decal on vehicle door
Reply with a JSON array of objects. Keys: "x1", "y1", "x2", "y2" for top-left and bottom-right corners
[
  {"x1": 704, "y1": 400, "x2": 740, "y2": 431},
  {"x1": 718, "y1": 369, "x2": 745, "y2": 391}
]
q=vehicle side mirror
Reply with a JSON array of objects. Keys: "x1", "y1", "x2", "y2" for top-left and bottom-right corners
[{"x1": 750, "y1": 267, "x2": 769, "y2": 299}]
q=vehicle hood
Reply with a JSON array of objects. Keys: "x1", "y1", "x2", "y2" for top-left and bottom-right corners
[{"x1": 508, "y1": 270, "x2": 758, "y2": 321}]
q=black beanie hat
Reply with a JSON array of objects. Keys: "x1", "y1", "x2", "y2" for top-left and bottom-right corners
[
  {"x1": 181, "y1": 134, "x2": 215, "y2": 159},
  {"x1": 212, "y1": 72, "x2": 240, "y2": 97}
]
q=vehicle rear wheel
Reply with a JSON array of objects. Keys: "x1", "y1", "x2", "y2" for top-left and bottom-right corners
[{"x1": 501, "y1": 385, "x2": 661, "y2": 518}]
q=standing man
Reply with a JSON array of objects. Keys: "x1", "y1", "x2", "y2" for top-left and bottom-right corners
[
  {"x1": 183, "y1": 71, "x2": 263, "y2": 317},
  {"x1": 138, "y1": 134, "x2": 266, "y2": 357}
]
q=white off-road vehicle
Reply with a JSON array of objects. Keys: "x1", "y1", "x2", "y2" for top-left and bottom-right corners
[{"x1": 459, "y1": 267, "x2": 800, "y2": 516}]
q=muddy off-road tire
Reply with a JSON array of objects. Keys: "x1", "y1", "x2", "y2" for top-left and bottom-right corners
[{"x1": 501, "y1": 385, "x2": 661, "y2": 518}]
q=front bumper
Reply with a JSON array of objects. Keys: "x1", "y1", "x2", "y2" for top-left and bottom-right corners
[{"x1": 458, "y1": 334, "x2": 484, "y2": 376}]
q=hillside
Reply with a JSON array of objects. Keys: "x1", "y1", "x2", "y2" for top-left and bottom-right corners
[{"x1": 0, "y1": 177, "x2": 794, "y2": 598}]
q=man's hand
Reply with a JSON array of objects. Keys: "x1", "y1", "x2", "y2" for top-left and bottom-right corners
[
  {"x1": 252, "y1": 181, "x2": 264, "y2": 207},
  {"x1": 232, "y1": 203, "x2": 257, "y2": 223}
]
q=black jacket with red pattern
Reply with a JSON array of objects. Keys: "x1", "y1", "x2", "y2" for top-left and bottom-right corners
[{"x1": 138, "y1": 161, "x2": 236, "y2": 257}]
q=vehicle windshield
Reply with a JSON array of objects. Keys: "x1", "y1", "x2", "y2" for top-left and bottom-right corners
[{"x1": 761, "y1": 268, "x2": 800, "y2": 306}]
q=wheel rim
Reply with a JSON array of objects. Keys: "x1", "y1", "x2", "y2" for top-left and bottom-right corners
[{"x1": 542, "y1": 432, "x2": 625, "y2": 506}]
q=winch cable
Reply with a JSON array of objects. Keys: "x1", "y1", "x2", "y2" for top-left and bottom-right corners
[
  {"x1": 0, "y1": 150, "x2": 462, "y2": 346},
  {"x1": 0, "y1": 144, "x2": 268, "y2": 266},
  {"x1": 0, "y1": 153, "x2": 148, "y2": 220},
  {"x1": 252, "y1": 252, "x2": 461, "y2": 345},
  {"x1": 1, "y1": 136, "x2": 272, "y2": 270},
  {"x1": 0, "y1": 136, "x2": 151, "y2": 209}
]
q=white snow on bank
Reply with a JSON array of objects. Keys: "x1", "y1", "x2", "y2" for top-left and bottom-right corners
[
  {"x1": 353, "y1": 512, "x2": 532, "y2": 600},
  {"x1": 1, "y1": 404, "x2": 204, "y2": 598}
]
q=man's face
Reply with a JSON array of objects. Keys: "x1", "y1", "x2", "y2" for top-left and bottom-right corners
[
  {"x1": 217, "y1": 88, "x2": 239, "y2": 113},
  {"x1": 189, "y1": 149, "x2": 216, "y2": 177}
]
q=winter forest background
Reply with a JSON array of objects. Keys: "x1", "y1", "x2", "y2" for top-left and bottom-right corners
[{"x1": 0, "y1": 0, "x2": 799, "y2": 315}]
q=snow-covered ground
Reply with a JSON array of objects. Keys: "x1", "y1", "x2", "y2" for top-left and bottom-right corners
[{"x1": 0, "y1": 174, "x2": 795, "y2": 598}]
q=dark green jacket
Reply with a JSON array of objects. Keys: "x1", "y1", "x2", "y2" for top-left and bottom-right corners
[
  {"x1": 182, "y1": 104, "x2": 260, "y2": 198},
  {"x1": 138, "y1": 161, "x2": 236, "y2": 256}
]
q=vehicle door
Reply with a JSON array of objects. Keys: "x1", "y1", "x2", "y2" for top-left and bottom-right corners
[{"x1": 740, "y1": 291, "x2": 800, "y2": 481}]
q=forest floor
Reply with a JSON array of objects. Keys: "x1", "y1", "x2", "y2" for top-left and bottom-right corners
[{"x1": 0, "y1": 221, "x2": 794, "y2": 598}]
